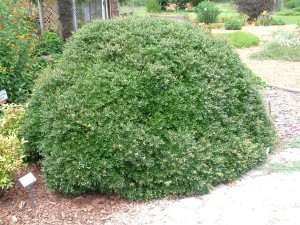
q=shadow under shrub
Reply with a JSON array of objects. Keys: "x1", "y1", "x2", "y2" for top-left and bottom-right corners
[{"x1": 22, "y1": 18, "x2": 276, "y2": 200}]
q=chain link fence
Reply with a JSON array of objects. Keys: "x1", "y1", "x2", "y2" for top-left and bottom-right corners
[{"x1": 33, "y1": 0, "x2": 118, "y2": 32}]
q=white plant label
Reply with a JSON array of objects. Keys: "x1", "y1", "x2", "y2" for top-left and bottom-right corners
[
  {"x1": 0, "y1": 89, "x2": 8, "y2": 101},
  {"x1": 19, "y1": 172, "x2": 37, "y2": 188}
]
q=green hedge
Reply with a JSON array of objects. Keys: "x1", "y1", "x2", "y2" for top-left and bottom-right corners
[{"x1": 22, "y1": 18, "x2": 276, "y2": 200}]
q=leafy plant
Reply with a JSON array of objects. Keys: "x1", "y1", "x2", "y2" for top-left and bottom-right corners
[
  {"x1": 22, "y1": 18, "x2": 276, "y2": 201},
  {"x1": 0, "y1": 135, "x2": 23, "y2": 190},
  {"x1": 0, "y1": 0, "x2": 39, "y2": 103},
  {"x1": 271, "y1": 18, "x2": 286, "y2": 25},
  {"x1": 0, "y1": 104, "x2": 25, "y2": 136},
  {"x1": 146, "y1": 0, "x2": 161, "y2": 12},
  {"x1": 284, "y1": 0, "x2": 300, "y2": 8},
  {"x1": 34, "y1": 31, "x2": 63, "y2": 57},
  {"x1": 235, "y1": 0, "x2": 276, "y2": 19},
  {"x1": 224, "y1": 17, "x2": 244, "y2": 30},
  {"x1": 196, "y1": 1, "x2": 221, "y2": 24},
  {"x1": 253, "y1": 31, "x2": 300, "y2": 61},
  {"x1": 217, "y1": 31, "x2": 260, "y2": 48},
  {"x1": 257, "y1": 10, "x2": 273, "y2": 25}
]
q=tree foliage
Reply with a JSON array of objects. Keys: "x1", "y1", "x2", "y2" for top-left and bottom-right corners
[{"x1": 235, "y1": 0, "x2": 276, "y2": 19}]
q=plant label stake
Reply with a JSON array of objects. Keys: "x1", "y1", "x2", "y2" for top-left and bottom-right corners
[
  {"x1": 0, "y1": 89, "x2": 8, "y2": 101},
  {"x1": 19, "y1": 172, "x2": 37, "y2": 208}
]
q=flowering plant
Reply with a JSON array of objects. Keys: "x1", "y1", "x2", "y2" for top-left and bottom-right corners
[
  {"x1": 0, "y1": 0, "x2": 38, "y2": 102},
  {"x1": 257, "y1": 10, "x2": 272, "y2": 26}
]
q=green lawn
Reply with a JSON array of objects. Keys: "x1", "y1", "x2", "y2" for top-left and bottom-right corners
[
  {"x1": 216, "y1": 31, "x2": 260, "y2": 48},
  {"x1": 272, "y1": 15, "x2": 300, "y2": 24}
]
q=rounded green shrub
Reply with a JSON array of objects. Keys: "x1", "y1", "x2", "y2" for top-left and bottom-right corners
[
  {"x1": 22, "y1": 18, "x2": 276, "y2": 200},
  {"x1": 196, "y1": 1, "x2": 220, "y2": 24},
  {"x1": 224, "y1": 17, "x2": 244, "y2": 30}
]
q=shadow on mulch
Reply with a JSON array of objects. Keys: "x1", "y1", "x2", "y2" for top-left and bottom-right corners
[{"x1": 0, "y1": 164, "x2": 131, "y2": 225}]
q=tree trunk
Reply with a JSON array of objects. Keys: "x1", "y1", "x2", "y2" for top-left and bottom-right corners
[{"x1": 58, "y1": 0, "x2": 75, "y2": 41}]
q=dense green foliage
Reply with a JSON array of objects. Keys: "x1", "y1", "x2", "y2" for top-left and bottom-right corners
[
  {"x1": 284, "y1": 0, "x2": 300, "y2": 8},
  {"x1": 235, "y1": 0, "x2": 275, "y2": 19},
  {"x1": 196, "y1": 1, "x2": 221, "y2": 24},
  {"x1": 0, "y1": 104, "x2": 25, "y2": 136},
  {"x1": 0, "y1": 104, "x2": 25, "y2": 190},
  {"x1": 217, "y1": 31, "x2": 260, "y2": 48},
  {"x1": 22, "y1": 18, "x2": 276, "y2": 200},
  {"x1": 0, "y1": 1, "x2": 63, "y2": 103},
  {"x1": 0, "y1": 136, "x2": 23, "y2": 189},
  {"x1": 146, "y1": 0, "x2": 161, "y2": 12},
  {"x1": 0, "y1": 0, "x2": 38, "y2": 103},
  {"x1": 224, "y1": 17, "x2": 244, "y2": 29},
  {"x1": 34, "y1": 31, "x2": 64, "y2": 57}
]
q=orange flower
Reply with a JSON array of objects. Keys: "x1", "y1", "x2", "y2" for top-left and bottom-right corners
[
  {"x1": 0, "y1": 25, "x2": 3, "y2": 29},
  {"x1": 9, "y1": 6, "x2": 13, "y2": 11},
  {"x1": 30, "y1": 45, "x2": 34, "y2": 51}
]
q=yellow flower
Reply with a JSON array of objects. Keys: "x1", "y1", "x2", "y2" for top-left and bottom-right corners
[
  {"x1": 11, "y1": 44, "x2": 15, "y2": 47},
  {"x1": 16, "y1": 34, "x2": 25, "y2": 39},
  {"x1": 262, "y1": 10, "x2": 268, "y2": 15}
]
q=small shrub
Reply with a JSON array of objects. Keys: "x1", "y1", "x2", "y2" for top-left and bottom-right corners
[
  {"x1": 0, "y1": 104, "x2": 25, "y2": 136},
  {"x1": 22, "y1": 18, "x2": 276, "y2": 200},
  {"x1": 224, "y1": 17, "x2": 244, "y2": 30},
  {"x1": 217, "y1": 31, "x2": 260, "y2": 48},
  {"x1": 257, "y1": 11, "x2": 273, "y2": 25},
  {"x1": 271, "y1": 18, "x2": 286, "y2": 25},
  {"x1": 146, "y1": 0, "x2": 161, "y2": 12},
  {"x1": 0, "y1": 136, "x2": 23, "y2": 190},
  {"x1": 196, "y1": 1, "x2": 220, "y2": 24},
  {"x1": 285, "y1": 0, "x2": 300, "y2": 8},
  {"x1": 34, "y1": 31, "x2": 63, "y2": 57},
  {"x1": 275, "y1": 9, "x2": 300, "y2": 16},
  {"x1": 0, "y1": 0, "x2": 39, "y2": 103},
  {"x1": 236, "y1": 0, "x2": 276, "y2": 19},
  {"x1": 253, "y1": 31, "x2": 300, "y2": 61}
]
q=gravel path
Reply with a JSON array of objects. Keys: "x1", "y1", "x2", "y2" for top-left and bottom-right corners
[{"x1": 213, "y1": 25, "x2": 300, "y2": 90}]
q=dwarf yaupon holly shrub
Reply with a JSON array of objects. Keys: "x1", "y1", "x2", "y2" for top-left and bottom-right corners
[{"x1": 22, "y1": 18, "x2": 276, "y2": 200}]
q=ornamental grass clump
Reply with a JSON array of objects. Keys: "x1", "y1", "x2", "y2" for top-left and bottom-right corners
[{"x1": 22, "y1": 18, "x2": 276, "y2": 200}]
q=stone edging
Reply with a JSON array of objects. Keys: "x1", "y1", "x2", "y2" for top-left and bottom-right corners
[{"x1": 269, "y1": 84, "x2": 300, "y2": 93}]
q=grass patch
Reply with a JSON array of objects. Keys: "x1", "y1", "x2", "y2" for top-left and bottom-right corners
[
  {"x1": 272, "y1": 15, "x2": 300, "y2": 24},
  {"x1": 217, "y1": 31, "x2": 259, "y2": 48}
]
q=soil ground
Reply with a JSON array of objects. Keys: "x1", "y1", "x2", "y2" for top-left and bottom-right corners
[{"x1": 1, "y1": 25, "x2": 300, "y2": 225}]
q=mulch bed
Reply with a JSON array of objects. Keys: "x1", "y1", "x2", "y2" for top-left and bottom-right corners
[{"x1": 0, "y1": 164, "x2": 131, "y2": 225}]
